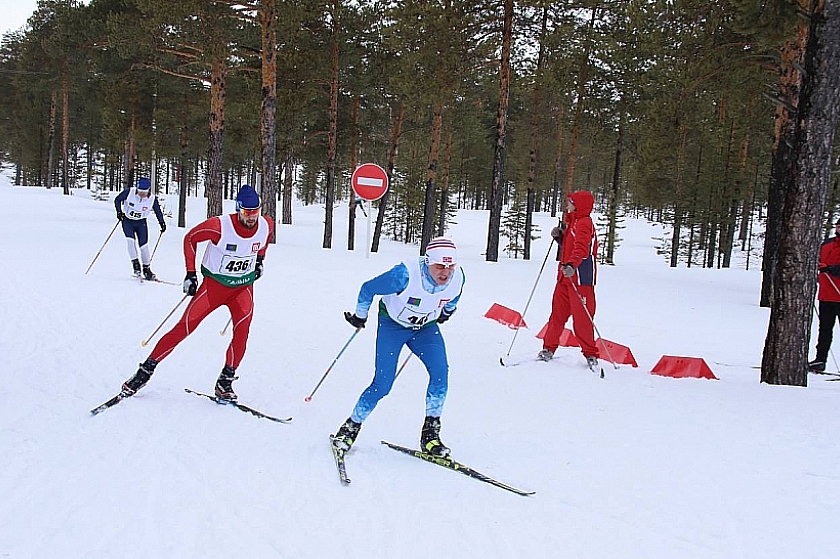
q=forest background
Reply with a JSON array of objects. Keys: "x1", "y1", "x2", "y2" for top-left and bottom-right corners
[{"x1": 2, "y1": 0, "x2": 840, "y2": 387}]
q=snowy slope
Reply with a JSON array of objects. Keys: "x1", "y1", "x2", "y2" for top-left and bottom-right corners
[{"x1": 0, "y1": 176, "x2": 837, "y2": 559}]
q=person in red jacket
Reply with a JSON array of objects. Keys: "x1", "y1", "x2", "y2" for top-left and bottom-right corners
[
  {"x1": 809, "y1": 219, "x2": 840, "y2": 373},
  {"x1": 538, "y1": 190, "x2": 599, "y2": 368},
  {"x1": 120, "y1": 185, "x2": 274, "y2": 401}
]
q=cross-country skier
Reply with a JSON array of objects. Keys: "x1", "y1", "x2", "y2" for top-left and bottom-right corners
[
  {"x1": 538, "y1": 190, "x2": 600, "y2": 368},
  {"x1": 809, "y1": 218, "x2": 840, "y2": 373},
  {"x1": 114, "y1": 177, "x2": 166, "y2": 280},
  {"x1": 120, "y1": 185, "x2": 273, "y2": 402},
  {"x1": 332, "y1": 237, "x2": 466, "y2": 457}
]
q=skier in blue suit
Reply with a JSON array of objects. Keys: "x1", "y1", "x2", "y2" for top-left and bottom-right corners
[
  {"x1": 332, "y1": 237, "x2": 465, "y2": 457},
  {"x1": 114, "y1": 177, "x2": 166, "y2": 280}
]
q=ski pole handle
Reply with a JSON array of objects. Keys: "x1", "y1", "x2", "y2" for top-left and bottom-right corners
[
  {"x1": 142, "y1": 294, "x2": 189, "y2": 347},
  {"x1": 84, "y1": 221, "x2": 120, "y2": 275},
  {"x1": 304, "y1": 328, "x2": 362, "y2": 402}
]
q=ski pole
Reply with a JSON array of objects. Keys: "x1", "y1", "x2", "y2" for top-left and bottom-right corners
[
  {"x1": 149, "y1": 231, "x2": 164, "y2": 263},
  {"x1": 822, "y1": 275, "x2": 840, "y2": 372},
  {"x1": 84, "y1": 221, "x2": 120, "y2": 275},
  {"x1": 304, "y1": 327, "x2": 362, "y2": 402},
  {"x1": 141, "y1": 294, "x2": 189, "y2": 347},
  {"x1": 569, "y1": 279, "x2": 616, "y2": 375},
  {"x1": 394, "y1": 352, "x2": 413, "y2": 381},
  {"x1": 220, "y1": 317, "x2": 232, "y2": 336},
  {"x1": 501, "y1": 238, "x2": 554, "y2": 361}
]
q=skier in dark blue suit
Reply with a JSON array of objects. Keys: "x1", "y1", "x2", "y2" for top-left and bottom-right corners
[{"x1": 114, "y1": 177, "x2": 166, "y2": 280}]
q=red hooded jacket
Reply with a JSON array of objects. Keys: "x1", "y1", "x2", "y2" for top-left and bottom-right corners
[
  {"x1": 818, "y1": 235, "x2": 840, "y2": 302},
  {"x1": 558, "y1": 190, "x2": 598, "y2": 286}
]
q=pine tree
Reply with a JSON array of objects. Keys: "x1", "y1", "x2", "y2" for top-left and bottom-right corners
[{"x1": 501, "y1": 194, "x2": 540, "y2": 259}]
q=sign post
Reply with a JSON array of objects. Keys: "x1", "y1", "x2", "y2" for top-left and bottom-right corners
[{"x1": 351, "y1": 163, "x2": 389, "y2": 258}]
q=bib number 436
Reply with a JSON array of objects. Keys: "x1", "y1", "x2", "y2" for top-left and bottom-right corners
[{"x1": 222, "y1": 258, "x2": 252, "y2": 274}]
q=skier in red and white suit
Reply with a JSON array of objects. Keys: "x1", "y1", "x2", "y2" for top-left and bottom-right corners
[
  {"x1": 539, "y1": 190, "x2": 600, "y2": 368},
  {"x1": 121, "y1": 185, "x2": 273, "y2": 401}
]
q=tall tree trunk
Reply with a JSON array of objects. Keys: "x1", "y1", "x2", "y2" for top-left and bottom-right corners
[
  {"x1": 61, "y1": 77, "x2": 69, "y2": 195},
  {"x1": 127, "y1": 111, "x2": 136, "y2": 189},
  {"x1": 322, "y1": 3, "x2": 340, "y2": 249},
  {"x1": 207, "y1": 57, "x2": 227, "y2": 218},
  {"x1": 283, "y1": 149, "x2": 293, "y2": 224},
  {"x1": 437, "y1": 126, "x2": 452, "y2": 237},
  {"x1": 485, "y1": 0, "x2": 513, "y2": 262},
  {"x1": 178, "y1": 120, "x2": 189, "y2": 228},
  {"x1": 421, "y1": 102, "x2": 443, "y2": 254},
  {"x1": 670, "y1": 125, "x2": 688, "y2": 267},
  {"x1": 551, "y1": 107, "x2": 565, "y2": 217},
  {"x1": 348, "y1": 95, "x2": 360, "y2": 251},
  {"x1": 738, "y1": 137, "x2": 754, "y2": 244},
  {"x1": 762, "y1": 0, "x2": 840, "y2": 386},
  {"x1": 524, "y1": 4, "x2": 548, "y2": 261},
  {"x1": 563, "y1": 8, "x2": 597, "y2": 202},
  {"x1": 260, "y1": 0, "x2": 278, "y2": 242},
  {"x1": 46, "y1": 90, "x2": 56, "y2": 190},
  {"x1": 606, "y1": 124, "x2": 623, "y2": 264},
  {"x1": 719, "y1": 118, "x2": 736, "y2": 268},
  {"x1": 372, "y1": 104, "x2": 404, "y2": 252},
  {"x1": 761, "y1": 22, "x2": 809, "y2": 306}
]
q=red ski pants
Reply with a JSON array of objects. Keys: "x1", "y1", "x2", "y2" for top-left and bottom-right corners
[
  {"x1": 149, "y1": 279, "x2": 254, "y2": 370},
  {"x1": 542, "y1": 277, "x2": 599, "y2": 358}
]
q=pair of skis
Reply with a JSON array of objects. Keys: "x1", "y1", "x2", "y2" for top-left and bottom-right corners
[
  {"x1": 329, "y1": 438, "x2": 534, "y2": 497},
  {"x1": 90, "y1": 388, "x2": 292, "y2": 423},
  {"x1": 810, "y1": 370, "x2": 840, "y2": 381},
  {"x1": 500, "y1": 352, "x2": 605, "y2": 378},
  {"x1": 132, "y1": 273, "x2": 180, "y2": 286}
]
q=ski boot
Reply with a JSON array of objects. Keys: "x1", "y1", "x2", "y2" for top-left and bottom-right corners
[
  {"x1": 332, "y1": 417, "x2": 362, "y2": 452},
  {"x1": 586, "y1": 356, "x2": 599, "y2": 369},
  {"x1": 142, "y1": 265, "x2": 157, "y2": 281},
  {"x1": 132, "y1": 259, "x2": 141, "y2": 277},
  {"x1": 421, "y1": 415, "x2": 450, "y2": 458},
  {"x1": 808, "y1": 359, "x2": 826, "y2": 373},
  {"x1": 214, "y1": 365, "x2": 238, "y2": 402},
  {"x1": 537, "y1": 349, "x2": 554, "y2": 362},
  {"x1": 122, "y1": 357, "x2": 158, "y2": 396}
]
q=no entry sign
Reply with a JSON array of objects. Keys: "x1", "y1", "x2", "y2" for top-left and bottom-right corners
[{"x1": 351, "y1": 163, "x2": 389, "y2": 201}]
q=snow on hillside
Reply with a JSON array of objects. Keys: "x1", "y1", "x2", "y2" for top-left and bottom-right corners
[{"x1": 0, "y1": 174, "x2": 837, "y2": 559}]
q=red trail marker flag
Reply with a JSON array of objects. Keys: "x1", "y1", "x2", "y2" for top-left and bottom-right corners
[{"x1": 484, "y1": 303, "x2": 527, "y2": 329}]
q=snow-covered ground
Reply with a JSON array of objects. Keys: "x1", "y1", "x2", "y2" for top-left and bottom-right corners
[{"x1": 0, "y1": 174, "x2": 837, "y2": 559}]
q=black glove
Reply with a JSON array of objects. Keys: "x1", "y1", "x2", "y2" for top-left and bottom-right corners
[
  {"x1": 437, "y1": 307, "x2": 456, "y2": 324},
  {"x1": 826, "y1": 265, "x2": 840, "y2": 276},
  {"x1": 117, "y1": 210, "x2": 125, "y2": 221},
  {"x1": 255, "y1": 255, "x2": 264, "y2": 280},
  {"x1": 561, "y1": 263, "x2": 575, "y2": 278},
  {"x1": 160, "y1": 222, "x2": 167, "y2": 233},
  {"x1": 344, "y1": 311, "x2": 366, "y2": 329},
  {"x1": 551, "y1": 222, "x2": 567, "y2": 240},
  {"x1": 183, "y1": 272, "x2": 198, "y2": 296}
]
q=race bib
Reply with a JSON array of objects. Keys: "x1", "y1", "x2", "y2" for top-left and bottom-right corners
[
  {"x1": 219, "y1": 255, "x2": 255, "y2": 277},
  {"x1": 395, "y1": 306, "x2": 433, "y2": 329}
]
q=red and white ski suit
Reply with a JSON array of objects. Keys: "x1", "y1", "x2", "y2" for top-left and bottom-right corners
[{"x1": 148, "y1": 214, "x2": 273, "y2": 369}]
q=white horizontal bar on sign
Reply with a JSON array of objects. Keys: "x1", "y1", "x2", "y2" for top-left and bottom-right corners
[{"x1": 357, "y1": 177, "x2": 384, "y2": 187}]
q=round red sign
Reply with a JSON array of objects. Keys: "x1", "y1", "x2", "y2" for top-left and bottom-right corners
[{"x1": 351, "y1": 163, "x2": 389, "y2": 201}]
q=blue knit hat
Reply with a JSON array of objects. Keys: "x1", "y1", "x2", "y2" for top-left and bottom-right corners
[
  {"x1": 137, "y1": 177, "x2": 151, "y2": 191},
  {"x1": 236, "y1": 185, "x2": 261, "y2": 211}
]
